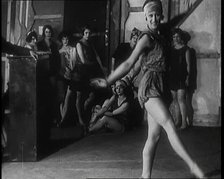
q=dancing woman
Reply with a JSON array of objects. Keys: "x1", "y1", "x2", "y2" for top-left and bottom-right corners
[{"x1": 90, "y1": 0, "x2": 206, "y2": 178}]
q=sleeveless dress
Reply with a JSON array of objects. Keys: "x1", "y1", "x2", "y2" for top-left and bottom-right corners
[
  {"x1": 169, "y1": 46, "x2": 189, "y2": 90},
  {"x1": 137, "y1": 31, "x2": 169, "y2": 108},
  {"x1": 110, "y1": 96, "x2": 130, "y2": 128},
  {"x1": 69, "y1": 40, "x2": 101, "y2": 91}
]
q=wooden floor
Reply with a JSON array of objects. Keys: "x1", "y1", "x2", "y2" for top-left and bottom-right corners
[{"x1": 2, "y1": 125, "x2": 221, "y2": 179}]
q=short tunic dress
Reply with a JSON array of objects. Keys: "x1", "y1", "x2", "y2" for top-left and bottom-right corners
[
  {"x1": 169, "y1": 46, "x2": 189, "y2": 91},
  {"x1": 137, "y1": 31, "x2": 169, "y2": 108},
  {"x1": 110, "y1": 96, "x2": 130, "y2": 128},
  {"x1": 69, "y1": 40, "x2": 102, "y2": 91}
]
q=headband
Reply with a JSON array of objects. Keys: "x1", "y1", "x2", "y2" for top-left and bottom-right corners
[{"x1": 143, "y1": 1, "x2": 163, "y2": 15}]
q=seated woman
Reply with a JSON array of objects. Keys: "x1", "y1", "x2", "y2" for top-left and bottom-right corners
[{"x1": 88, "y1": 79, "x2": 133, "y2": 133}]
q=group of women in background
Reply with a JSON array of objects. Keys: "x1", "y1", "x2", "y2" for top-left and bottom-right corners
[{"x1": 24, "y1": 22, "x2": 194, "y2": 133}]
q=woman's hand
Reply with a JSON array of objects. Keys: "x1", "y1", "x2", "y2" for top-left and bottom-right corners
[
  {"x1": 90, "y1": 78, "x2": 108, "y2": 89},
  {"x1": 104, "y1": 111, "x2": 113, "y2": 117},
  {"x1": 29, "y1": 50, "x2": 38, "y2": 60}
]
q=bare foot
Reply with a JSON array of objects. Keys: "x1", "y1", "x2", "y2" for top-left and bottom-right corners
[{"x1": 190, "y1": 163, "x2": 206, "y2": 179}]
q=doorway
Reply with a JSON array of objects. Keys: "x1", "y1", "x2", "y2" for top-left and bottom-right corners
[{"x1": 63, "y1": 0, "x2": 110, "y2": 68}]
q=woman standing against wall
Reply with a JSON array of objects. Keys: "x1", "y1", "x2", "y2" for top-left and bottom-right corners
[{"x1": 169, "y1": 28, "x2": 192, "y2": 129}]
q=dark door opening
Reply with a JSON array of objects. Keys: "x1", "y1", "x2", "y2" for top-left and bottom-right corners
[{"x1": 63, "y1": 0, "x2": 109, "y2": 68}]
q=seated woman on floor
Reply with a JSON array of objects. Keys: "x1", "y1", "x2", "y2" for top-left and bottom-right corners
[{"x1": 88, "y1": 79, "x2": 133, "y2": 133}]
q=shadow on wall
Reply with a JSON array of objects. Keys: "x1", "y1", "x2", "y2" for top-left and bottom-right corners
[
  {"x1": 192, "y1": 56, "x2": 220, "y2": 125},
  {"x1": 188, "y1": 31, "x2": 214, "y2": 53}
]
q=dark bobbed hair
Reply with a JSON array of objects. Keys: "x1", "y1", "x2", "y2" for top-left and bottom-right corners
[
  {"x1": 42, "y1": 24, "x2": 54, "y2": 38},
  {"x1": 26, "y1": 30, "x2": 38, "y2": 43},
  {"x1": 130, "y1": 27, "x2": 141, "y2": 40},
  {"x1": 58, "y1": 31, "x2": 70, "y2": 42},
  {"x1": 81, "y1": 25, "x2": 92, "y2": 35},
  {"x1": 171, "y1": 28, "x2": 191, "y2": 44},
  {"x1": 116, "y1": 79, "x2": 134, "y2": 99}
]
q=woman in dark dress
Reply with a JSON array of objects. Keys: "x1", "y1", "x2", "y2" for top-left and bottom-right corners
[
  {"x1": 91, "y1": 0, "x2": 205, "y2": 178},
  {"x1": 70, "y1": 25, "x2": 105, "y2": 129},
  {"x1": 36, "y1": 25, "x2": 61, "y2": 126},
  {"x1": 169, "y1": 28, "x2": 192, "y2": 129}
]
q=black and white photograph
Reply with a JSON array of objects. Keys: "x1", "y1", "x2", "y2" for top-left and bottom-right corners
[{"x1": 1, "y1": 0, "x2": 221, "y2": 178}]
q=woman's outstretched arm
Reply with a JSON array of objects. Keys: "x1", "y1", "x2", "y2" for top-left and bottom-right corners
[{"x1": 107, "y1": 35, "x2": 149, "y2": 85}]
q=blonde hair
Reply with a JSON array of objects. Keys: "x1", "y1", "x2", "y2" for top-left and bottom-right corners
[{"x1": 143, "y1": 0, "x2": 163, "y2": 19}]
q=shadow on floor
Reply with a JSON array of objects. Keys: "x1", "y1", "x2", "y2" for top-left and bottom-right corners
[{"x1": 37, "y1": 125, "x2": 85, "y2": 161}]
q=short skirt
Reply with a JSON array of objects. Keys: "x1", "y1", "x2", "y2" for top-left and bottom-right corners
[{"x1": 138, "y1": 71, "x2": 166, "y2": 108}]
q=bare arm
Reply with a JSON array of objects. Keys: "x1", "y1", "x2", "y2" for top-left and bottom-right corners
[
  {"x1": 95, "y1": 95, "x2": 116, "y2": 118},
  {"x1": 185, "y1": 48, "x2": 191, "y2": 86},
  {"x1": 104, "y1": 102, "x2": 129, "y2": 116},
  {"x1": 76, "y1": 43, "x2": 85, "y2": 64},
  {"x1": 111, "y1": 57, "x2": 115, "y2": 73},
  {"x1": 124, "y1": 54, "x2": 142, "y2": 82},
  {"x1": 107, "y1": 34, "x2": 149, "y2": 85}
]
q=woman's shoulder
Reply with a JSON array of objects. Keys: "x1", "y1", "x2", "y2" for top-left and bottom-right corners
[
  {"x1": 76, "y1": 40, "x2": 85, "y2": 48},
  {"x1": 180, "y1": 45, "x2": 191, "y2": 54},
  {"x1": 138, "y1": 31, "x2": 154, "y2": 39},
  {"x1": 77, "y1": 39, "x2": 87, "y2": 46},
  {"x1": 137, "y1": 31, "x2": 155, "y2": 46},
  {"x1": 24, "y1": 44, "x2": 32, "y2": 49}
]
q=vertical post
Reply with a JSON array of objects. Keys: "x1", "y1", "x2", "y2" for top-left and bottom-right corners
[
  {"x1": 7, "y1": 0, "x2": 12, "y2": 42},
  {"x1": 25, "y1": 0, "x2": 29, "y2": 29},
  {"x1": 105, "y1": 0, "x2": 110, "y2": 70},
  {"x1": 18, "y1": 1, "x2": 23, "y2": 45}
]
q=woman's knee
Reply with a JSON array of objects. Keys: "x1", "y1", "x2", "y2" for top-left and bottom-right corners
[
  {"x1": 148, "y1": 132, "x2": 161, "y2": 142},
  {"x1": 100, "y1": 116, "x2": 107, "y2": 123},
  {"x1": 76, "y1": 96, "x2": 81, "y2": 106},
  {"x1": 171, "y1": 91, "x2": 177, "y2": 100},
  {"x1": 158, "y1": 115, "x2": 175, "y2": 130},
  {"x1": 177, "y1": 90, "x2": 186, "y2": 103},
  {"x1": 177, "y1": 96, "x2": 185, "y2": 104},
  {"x1": 161, "y1": 118, "x2": 177, "y2": 133}
]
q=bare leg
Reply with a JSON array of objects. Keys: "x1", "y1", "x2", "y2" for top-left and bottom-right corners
[
  {"x1": 171, "y1": 90, "x2": 182, "y2": 128},
  {"x1": 89, "y1": 116, "x2": 123, "y2": 133},
  {"x1": 105, "y1": 117, "x2": 124, "y2": 132},
  {"x1": 89, "y1": 99, "x2": 111, "y2": 127},
  {"x1": 89, "y1": 116, "x2": 107, "y2": 132},
  {"x1": 76, "y1": 91, "x2": 86, "y2": 126},
  {"x1": 143, "y1": 98, "x2": 205, "y2": 179},
  {"x1": 141, "y1": 112, "x2": 162, "y2": 178},
  {"x1": 84, "y1": 91, "x2": 95, "y2": 111},
  {"x1": 186, "y1": 90, "x2": 194, "y2": 126},
  {"x1": 177, "y1": 89, "x2": 187, "y2": 129},
  {"x1": 60, "y1": 87, "x2": 73, "y2": 123}
]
